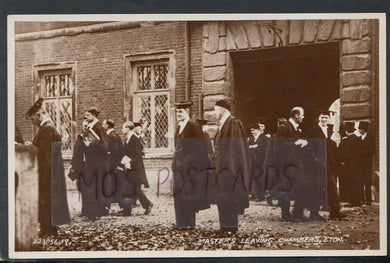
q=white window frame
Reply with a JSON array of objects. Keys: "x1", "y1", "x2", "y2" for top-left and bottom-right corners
[
  {"x1": 33, "y1": 62, "x2": 77, "y2": 159},
  {"x1": 124, "y1": 51, "x2": 175, "y2": 156}
]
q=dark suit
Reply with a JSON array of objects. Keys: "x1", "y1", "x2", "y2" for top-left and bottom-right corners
[
  {"x1": 33, "y1": 120, "x2": 70, "y2": 235},
  {"x1": 104, "y1": 130, "x2": 124, "y2": 204},
  {"x1": 306, "y1": 124, "x2": 339, "y2": 217},
  {"x1": 213, "y1": 116, "x2": 251, "y2": 230},
  {"x1": 359, "y1": 133, "x2": 374, "y2": 204},
  {"x1": 172, "y1": 120, "x2": 211, "y2": 228},
  {"x1": 275, "y1": 120, "x2": 302, "y2": 219},
  {"x1": 248, "y1": 135, "x2": 269, "y2": 200},
  {"x1": 122, "y1": 134, "x2": 152, "y2": 212}
]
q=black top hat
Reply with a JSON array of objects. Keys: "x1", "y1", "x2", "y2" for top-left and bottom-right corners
[
  {"x1": 174, "y1": 101, "x2": 192, "y2": 109},
  {"x1": 27, "y1": 97, "x2": 44, "y2": 117},
  {"x1": 133, "y1": 122, "x2": 142, "y2": 128},
  {"x1": 87, "y1": 107, "x2": 100, "y2": 117},
  {"x1": 248, "y1": 123, "x2": 260, "y2": 130},
  {"x1": 215, "y1": 99, "x2": 231, "y2": 111},
  {"x1": 196, "y1": 119, "x2": 208, "y2": 125},
  {"x1": 344, "y1": 122, "x2": 355, "y2": 133},
  {"x1": 358, "y1": 121, "x2": 369, "y2": 131}
]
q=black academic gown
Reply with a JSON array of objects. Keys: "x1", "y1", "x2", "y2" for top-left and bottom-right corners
[
  {"x1": 306, "y1": 124, "x2": 339, "y2": 216},
  {"x1": 172, "y1": 120, "x2": 212, "y2": 228},
  {"x1": 339, "y1": 133, "x2": 363, "y2": 205},
  {"x1": 213, "y1": 116, "x2": 251, "y2": 229},
  {"x1": 103, "y1": 129, "x2": 124, "y2": 203},
  {"x1": 123, "y1": 134, "x2": 149, "y2": 187},
  {"x1": 274, "y1": 120, "x2": 303, "y2": 219},
  {"x1": 359, "y1": 133, "x2": 375, "y2": 203},
  {"x1": 71, "y1": 125, "x2": 108, "y2": 219},
  {"x1": 33, "y1": 120, "x2": 70, "y2": 234}
]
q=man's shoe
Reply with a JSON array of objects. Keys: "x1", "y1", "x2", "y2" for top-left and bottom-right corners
[
  {"x1": 310, "y1": 214, "x2": 326, "y2": 221},
  {"x1": 329, "y1": 212, "x2": 347, "y2": 220},
  {"x1": 144, "y1": 203, "x2": 153, "y2": 215}
]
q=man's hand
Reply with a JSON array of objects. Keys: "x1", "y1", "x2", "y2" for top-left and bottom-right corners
[{"x1": 294, "y1": 139, "x2": 308, "y2": 148}]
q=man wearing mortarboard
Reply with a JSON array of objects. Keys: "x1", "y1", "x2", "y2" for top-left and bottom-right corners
[
  {"x1": 213, "y1": 99, "x2": 251, "y2": 235},
  {"x1": 27, "y1": 98, "x2": 70, "y2": 236},
  {"x1": 172, "y1": 102, "x2": 212, "y2": 229},
  {"x1": 338, "y1": 122, "x2": 362, "y2": 207},
  {"x1": 357, "y1": 121, "x2": 375, "y2": 205},
  {"x1": 306, "y1": 109, "x2": 346, "y2": 220}
]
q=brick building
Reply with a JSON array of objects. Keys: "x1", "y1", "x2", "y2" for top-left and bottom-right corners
[{"x1": 14, "y1": 19, "x2": 380, "y2": 172}]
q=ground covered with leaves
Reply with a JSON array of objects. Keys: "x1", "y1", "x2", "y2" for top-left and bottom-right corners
[{"x1": 33, "y1": 188, "x2": 380, "y2": 251}]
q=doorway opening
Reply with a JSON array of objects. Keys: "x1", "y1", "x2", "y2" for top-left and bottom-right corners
[{"x1": 232, "y1": 42, "x2": 340, "y2": 134}]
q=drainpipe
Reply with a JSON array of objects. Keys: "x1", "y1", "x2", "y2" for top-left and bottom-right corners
[{"x1": 184, "y1": 21, "x2": 191, "y2": 102}]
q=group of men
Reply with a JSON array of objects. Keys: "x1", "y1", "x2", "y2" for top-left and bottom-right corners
[
  {"x1": 25, "y1": 95, "x2": 374, "y2": 237},
  {"x1": 25, "y1": 99, "x2": 153, "y2": 236},
  {"x1": 68, "y1": 107, "x2": 153, "y2": 219},
  {"x1": 247, "y1": 106, "x2": 374, "y2": 221}
]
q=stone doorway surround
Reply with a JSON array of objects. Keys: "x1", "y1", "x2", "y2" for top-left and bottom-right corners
[{"x1": 201, "y1": 20, "x2": 374, "y2": 137}]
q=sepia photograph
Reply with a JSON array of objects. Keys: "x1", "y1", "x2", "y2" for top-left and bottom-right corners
[{"x1": 8, "y1": 13, "x2": 386, "y2": 258}]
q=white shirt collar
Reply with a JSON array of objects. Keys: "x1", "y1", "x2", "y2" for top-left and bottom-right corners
[
  {"x1": 318, "y1": 123, "x2": 328, "y2": 138},
  {"x1": 361, "y1": 133, "x2": 367, "y2": 140},
  {"x1": 126, "y1": 131, "x2": 135, "y2": 143},
  {"x1": 178, "y1": 117, "x2": 190, "y2": 134},
  {"x1": 288, "y1": 118, "x2": 299, "y2": 131},
  {"x1": 40, "y1": 117, "x2": 51, "y2": 127},
  {"x1": 218, "y1": 111, "x2": 231, "y2": 130},
  {"x1": 106, "y1": 128, "x2": 114, "y2": 135}
]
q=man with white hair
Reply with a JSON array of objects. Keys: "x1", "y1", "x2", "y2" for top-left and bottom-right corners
[{"x1": 213, "y1": 99, "x2": 251, "y2": 235}]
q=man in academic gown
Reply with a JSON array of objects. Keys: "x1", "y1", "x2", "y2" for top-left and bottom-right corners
[
  {"x1": 102, "y1": 119, "x2": 123, "y2": 204},
  {"x1": 81, "y1": 107, "x2": 109, "y2": 218},
  {"x1": 274, "y1": 106, "x2": 306, "y2": 221},
  {"x1": 306, "y1": 110, "x2": 346, "y2": 220},
  {"x1": 248, "y1": 123, "x2": 266, "y2": 201},
  {"x1": 122, "y1": 122, "x2": 153, "y2": 215},
  {"x1": 357, "y1": 121, "x2": 375, "y2": 205},
  {"x1": 27, "y1": 98, "x2": 70, "y2": 236},
  {"x1": 339, "y1": 122, "x2": 362, "y2": 206},
  {"x1": 172, "y1": 102, "x2": 212, "y2": 229},
  {"x1": 213, "y1": 99, "x2": 251, "y2": 234}
]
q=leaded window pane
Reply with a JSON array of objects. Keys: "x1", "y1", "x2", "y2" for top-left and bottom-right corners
[
  {"x1": 155, "y1": 94, "x2": 169, "y2": 148},
  {"x1": 137, "y1": 66, "x2": 151, "y2": 90},
  {"x1": 59, "y1": 99, "x2": 73, "y2": 151},
  {"x1": 137, "y1": 95, "x2": 152, "y2": 148},
  {"x1": 43, "y1": 100, "x2": 58, "y2": 126},
  {"x1": 59, "y1": 73, "x2": 73, "y2": 96},
  {"x1": 154, "y1": 64, "x2": 168, "y2": 90},
  {"x1": 45, "y1": 75, "x2": 58, "y2": 97}
]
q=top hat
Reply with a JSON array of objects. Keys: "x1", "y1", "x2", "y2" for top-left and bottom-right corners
[
  {"x1": 215, "y1": 99, "x2": 231, "y2": 111},
  {"x1": 87, "y1": 107, "x2": 100, "y2": 117},
  {"x1": 174, "y1": 101, "x2": 192, "y2": 109},
  {"x1": 358, "y1": 121, "x2": 369, "y2": 131},
  {"x1": 27, "y1": 97, "x2": 44, "y2": 117},
  {"x1": 344, "y1": 122, "x2": 355, "y2": 133}
]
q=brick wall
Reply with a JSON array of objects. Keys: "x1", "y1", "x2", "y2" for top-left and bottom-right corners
[{"x1": 15, "y1": 21, "x2": 205, "y2": 143}]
